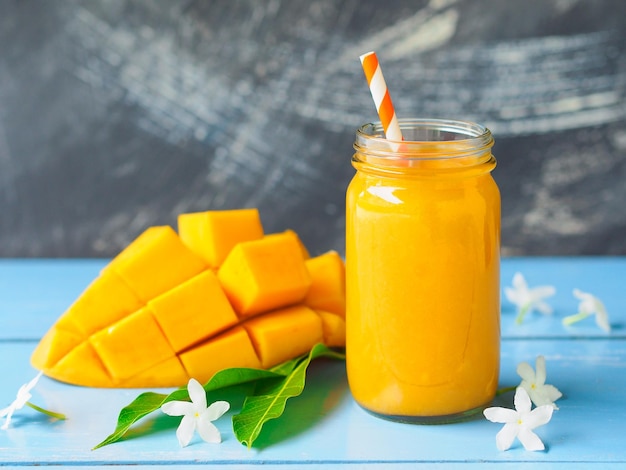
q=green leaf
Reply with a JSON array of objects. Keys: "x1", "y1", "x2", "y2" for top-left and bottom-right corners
[
  {"x1": 92, "y1": 391, "x2": 170, "y2": 450},
  {"x1": 93, "y1": 344, "x2": 345, "y2": 450},
  {"x1": 232, "y1": 343, "x2": 345, "y2": 448},
  {"x1": 93, "y1": 368, "x2": 285, "y2": 450}
]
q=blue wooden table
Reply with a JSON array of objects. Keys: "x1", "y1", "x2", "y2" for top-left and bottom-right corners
[{"x1": 1, "y1": 257, "x2": 625, "y2": 468}]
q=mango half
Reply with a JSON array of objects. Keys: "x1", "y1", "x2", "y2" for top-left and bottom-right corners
[{"x1": 31, "y1": 209, "x2": 345, "y2": 388}]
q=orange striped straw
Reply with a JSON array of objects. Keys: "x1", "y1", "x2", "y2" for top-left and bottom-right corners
[{"x1": 360, "y1": 51, "x2": 403, "y2": 141}]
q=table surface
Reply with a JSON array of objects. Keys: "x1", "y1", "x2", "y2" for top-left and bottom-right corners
[{"x1": 1, "y1": 257, "x2": 625, "y2": 469}]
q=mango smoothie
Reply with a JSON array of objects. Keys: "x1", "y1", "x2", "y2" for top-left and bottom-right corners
[{"x1": 346, "y1": 119, "x2": 500, "y2": 421}]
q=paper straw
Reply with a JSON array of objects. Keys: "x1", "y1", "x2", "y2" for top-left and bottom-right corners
[{"x1": 360, "y1": 51, "x2": 403, "y2": 141}]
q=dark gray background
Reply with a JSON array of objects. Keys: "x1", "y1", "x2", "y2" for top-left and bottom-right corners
[{"x1": 1, "y1": 0, "x2": 625, "y2": 258}]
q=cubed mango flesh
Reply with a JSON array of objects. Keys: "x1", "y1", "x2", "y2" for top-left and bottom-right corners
[
  {"x1": 243, "y1": 305, "x2": 324, "y2": 369},
  {"x1": 48, "y1": 341, "x2": 112, "y2": 388},
  {"x1": 178, "y1": 209, "x2": 264, "y2": 268},
  {"x1": 90, "y1": 307, "x2": 175, "y2": 382},
  {"x1": 55, "y1": 269, "x2": 142, "y2": 336},
  {"x1": 105, "y1": 226, "x2": 207, "y2": 302},
  {"x1": 265, "y1": 229, "x2": 310, "y2": 259},
  {"x1": 31, "y1": 325, "x2": 85, "y2": 370},
  {"x1": 316, "y1": 310, "x2": 346, "y2": 348},
  {"x1": 303, "y1": 251, "x2": 346, "y2": 317},
  {"x1": 148, "y1": 270, "x2": 238, "y2": 352},
  {"x1": 31, "y1": 212, "x2": 345, "y2": 388},
  {"x1": 119, "y1": 356, "x2": 189, "y2": 388},
  {"x1": 179, "y1": 327, "x2": 262, "y2": 384},
  {"x1": 217, "y1": 232, "x2": 311, "y2": 316}
]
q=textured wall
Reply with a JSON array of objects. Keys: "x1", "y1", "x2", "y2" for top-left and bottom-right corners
[{"x1": 0, "y1": 0, "x2": 625, "y2": 257}]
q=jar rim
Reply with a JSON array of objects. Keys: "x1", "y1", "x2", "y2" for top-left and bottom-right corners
[{"x1": 355, "y1": 118, "x2": 494, "y2": 159}]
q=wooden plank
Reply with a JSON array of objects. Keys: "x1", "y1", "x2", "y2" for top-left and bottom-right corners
[
  {"x1": 0, "y1": 259, "x2": 106, "y2": 339},
  {"x1": 2, "y1": 257, "x2": 624, "y2": 340}
]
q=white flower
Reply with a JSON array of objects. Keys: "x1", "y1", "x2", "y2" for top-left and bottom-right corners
[
  {"x1": 484, "y1": 387, "x2": 554, "y2": 451},
  {"x1": 1, "y1": 371, "x2": 42, "y2": 430},
  {"x1": 562, "y1": 289, "x2": 611, "y2": 333},
  {"x1": 517, "y1": 356, "x2": 562, "y2": 409},
  {"x1": 504, "y1": 272, "x2": 556, "y2": 324},
  {"x1": 161, "y1": 378, "x2": 230, "y2": 447}
]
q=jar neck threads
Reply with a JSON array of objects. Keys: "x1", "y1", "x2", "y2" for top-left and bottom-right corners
[{"x1": 353, "y1": 119, "x2": 495, "y2": 176}]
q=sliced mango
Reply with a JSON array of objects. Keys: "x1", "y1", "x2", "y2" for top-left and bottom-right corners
[
  {"x1": 243, "y1": 305, "x2": 323, "y2": 369},
  {"x1": 304, "y1": 251, "x2": 346, "y2": 317},
  {"x1": 32, "y1": 210, "x2": 345, "y2": 388},
  {"x1": 178, "y1": 209, "x2": 264, "y2": 268},
  {"x1": 218, "y1": 232, "x2": 312, "y2": 316}
]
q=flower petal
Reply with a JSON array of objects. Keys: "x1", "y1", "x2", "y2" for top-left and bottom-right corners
[
  {"x1": 1, "y1": 416, "x2": 11, "y2": 430},
  {"x1": 483, "y1": 407, "x2": 518, "y2": 424},
  {"x1": 514, "y1": 387, "x2": 532, "y2": 414},
  {"x1": 1, "y1": 408, "x2": 15, "y2": 430},
  {"x1": 525, "y1": 405, "x2": 554, "y2": 429},
  {"x1": 512, "y1": 272, "x2": 527, "y2": 290},
  {"x1": 535, "y1": 384, "x2": 563, "y2": 408},
  {"x1": 534, "y1": 356, "x2": 547, "y2": 385},
  {"x1": 504, "y1": 287, "x2": 521, "y2": 305},
  {"x1": 572, "y1": 288, "x2": 587, "y2": 301},
  {"x1": 24, "y1": 371, "x2": 43, "y2": 393},
  {"x1": 495, "y1": 422, "x2": 519, "y2": 451},
  {"x1": 523, "y1": 384, "x2": 542, "y2": 407},
  {"x1": 176, "y1": 414, "x2": 196, "y2": 447},
  {"x1": 595, "y1": 307, "x2": 611, "y2": 333},
  {"x1": 197, "y1": 419, "x2": 222, "y2": 444},
  {"x1": 161, "y1": 400, "x2": 194, "y2": 417},
  {"x1": 516, "y1": 361, "x2": 535, "y2": 383},
  {"x1": 0, "y1": 405, "x2": 12, "y2": 418},
  {"x1": 203, "y1": 401, "x2": 230, "y2": 422},
  {"x1": 517, "y1": 427, "x2": 545, "y2": 451},
  {"x1": 187, "y1": 378, "x2": 207, "y2": 410},
  {"x1": 531, "y1": 286, "x2": 556, "y2": 300},
  {"x1": 13, "y1": 391, "x2": 32, "y2": 410}
]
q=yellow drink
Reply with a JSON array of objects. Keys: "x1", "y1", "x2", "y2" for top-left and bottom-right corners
[{"x1": 346, "y1": 119, "x2": 500, "y2": 422}]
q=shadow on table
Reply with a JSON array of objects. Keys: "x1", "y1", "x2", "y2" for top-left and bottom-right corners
[{"x1": 251, "y1": 360, "x2": 349, "y2": 449}]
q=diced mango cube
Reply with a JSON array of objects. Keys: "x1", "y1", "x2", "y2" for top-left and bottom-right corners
[
  {"x1": 48, "y1": 341, "x2": 112, "y2": 388},
  {"x1": 179, "y1": 327, "x2": 262, "y2": 384},
  {"x1": 120, "y1": 356, "x2": 189, "y2": 388},
  {"x1": 217, "y1": 232, "x2": 311, "y2": 316},
  {"x1": 264, "y1": 229, "x2": 310, "y2": 259},
  {"x1": 243, "y1": 305, "x2": 323, "y2": 368},
  {"x1": 31, "y1": 209, "x2": 345, "y2": 388},
  {"x1": 149, "y1": 270, "x2": 238, "y2": 352},
  {"x1": 303, "y1": 251, "x2": 346, "y2": 317},
  {"x1": 105, "y1": 226, "x2": 207, "y2": 302},
  {"x1": 90, "y1": 307, "x2": 175, "y2": 382},
  {"x1": 316, "y1": 310, "x2": 346, "y2": 347},
  {"x1": 55, "y1": 269, "x2": 143, "y2": 336},
  {"x1": 178, "y1": 209, "x2": 264, "y2": 268},
  {"x1": 31, "y1": 326, "x2": 84, "y2": 370}
]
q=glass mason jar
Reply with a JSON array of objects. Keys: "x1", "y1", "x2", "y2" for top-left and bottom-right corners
[{"x1": 345, "y1": 118, "x2": 500, "y2": 423}]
